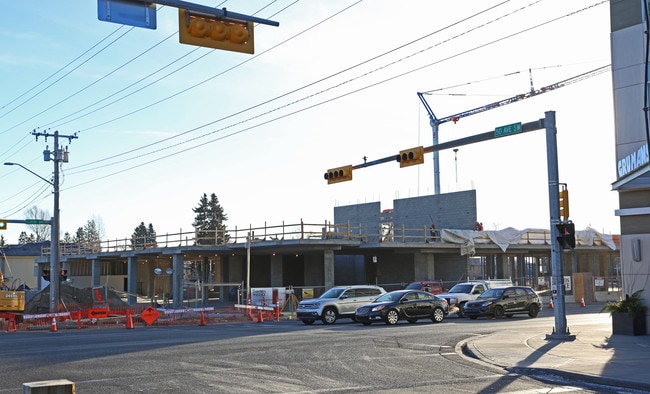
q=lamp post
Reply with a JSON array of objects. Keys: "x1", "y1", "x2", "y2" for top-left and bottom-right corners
[
  {"x1": 4, "y1": 161, "x2": 59, "y2": 313},
  {"x1": 154, "y1": 267, "x2": 173, "y2": 307}
]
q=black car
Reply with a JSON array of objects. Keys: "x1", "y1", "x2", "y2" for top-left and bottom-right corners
[
  {"x1": 354, "y1": 290, "x2": 449, "y2": 325},
  {"x1": 463, "y1": 286, "x2": 541, "y2": 319}
]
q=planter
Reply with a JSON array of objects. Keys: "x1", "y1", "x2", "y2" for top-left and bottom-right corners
[{"x1": 612, "y1": 311, "x2": 647, "y2": 336}]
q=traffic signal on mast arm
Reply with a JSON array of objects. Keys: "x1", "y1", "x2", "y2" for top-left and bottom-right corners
[
  {"x1": 556, "y1": 221, "x2": 576, "y2": 250},
  {"x1": 178, "y1": 9, "x2": 254, "y2": 53},
  {"x1": 0, "y1": 219, "x2": 6, "y2": 230},
  {"x1": 397, "y1": 146, "x2": 425, "y2": 168},
  {"x1": 559, "y1": 184, "x2": 570, "y2": 220},
  {"x1": 324, "y1": 165, "x2": 353, "y2": 184}
]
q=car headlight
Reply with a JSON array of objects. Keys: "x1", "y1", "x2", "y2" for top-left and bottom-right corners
[
  {"x1": 481, "y1": 301, "x2": 493, "y2": 307},
  {"x1": 371, "y1": 305, "x2": 386, "y2": 312}
]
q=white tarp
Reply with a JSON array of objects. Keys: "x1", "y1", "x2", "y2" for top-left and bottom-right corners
[{"x1": 441, "y1": 227, "x2": 616, "y2": 256}]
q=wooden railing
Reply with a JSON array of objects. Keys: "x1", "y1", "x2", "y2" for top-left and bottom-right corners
[{"x1": 39, "y1": 221, "x2": 610, "y2": 256}]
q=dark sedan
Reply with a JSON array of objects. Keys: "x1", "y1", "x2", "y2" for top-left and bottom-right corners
[
  {"x1": 355, "y1": 290, "x2": 449, "y2": 325},
  {"x1": 463, "y1": 286, "x2": 541, "y2": 319}
]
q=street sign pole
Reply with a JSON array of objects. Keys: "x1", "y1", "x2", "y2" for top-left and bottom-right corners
[{"x1": 544, "y1": 111, "x2": 574, "y2": 341}]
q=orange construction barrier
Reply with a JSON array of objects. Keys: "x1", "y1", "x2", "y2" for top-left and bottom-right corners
[
  {"x1": 580, "y1": 297, "x2": 586, "y2": 307},
  {"x1": 51, "y1": 317, "x2": 58, "y2": 332},
  {"x1": 199, "y1": 311, "x2": 206, "y2": 326},
  {"x1": 257, "y1": 310, "x2": 264, "y2": 323},
  {"x1": 5, "y1": 314, "x2": 17, "y2": 332}
]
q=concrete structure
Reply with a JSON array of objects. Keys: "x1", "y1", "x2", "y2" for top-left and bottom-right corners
[
  {"x1": 610, "y1": 0, "x2": 650, "y2": 330},
  {"x1": 19, "y1": 191, "x2": 619, "y2": 310}
]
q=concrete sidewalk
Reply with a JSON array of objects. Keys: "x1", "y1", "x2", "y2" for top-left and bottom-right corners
[{"x1": 459, "y1": 302, "x2": 650, "y2": 391}]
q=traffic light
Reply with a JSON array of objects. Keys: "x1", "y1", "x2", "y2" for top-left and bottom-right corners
[
  {"x1": 324, "y1": 165, "x2": 353, "y2": 184},
  {"x1": 60, "y1": 270, "x2": 67, "y2": 282},
  {"x1": 556, "y1": 221, "x2": 576, "y2": 250},
  {"x1": 559, "y1": 184, "x2": 569, "y2": 220},
  {"x1": 178, "y1": 9, "x2": 255, "y2": 53},
  {"x1": 42, "y1": 269, "x2": 50, "y2": 281},
  {"x1": 397, "y1": 146, "x2": 425, "y2": 168},
  {"x1": 0, "y1": 219, "x2": 6, "y2": 230}
]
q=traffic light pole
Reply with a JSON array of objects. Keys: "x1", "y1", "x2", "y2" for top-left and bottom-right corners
[{"x1": 544, "y1": 111, "x2": 574, "y2": 341}]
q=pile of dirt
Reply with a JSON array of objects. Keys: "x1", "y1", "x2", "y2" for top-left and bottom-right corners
[{"x1": 23, "y1": 283, "x2": 128, "y2": 314}]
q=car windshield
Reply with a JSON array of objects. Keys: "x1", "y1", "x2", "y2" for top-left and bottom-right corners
[
  {"x1": 448, "y1": 284, "x2": 473, "y2": 293},
  {"x1": 477, "y1": 288, "x2": 504, "y2": 299},
  {"x1": 374, "y1": 293, "x2": 400, "y2": 302},
  {"x1": 320, "y1": 288, "x2": 345, "y2": 299}
]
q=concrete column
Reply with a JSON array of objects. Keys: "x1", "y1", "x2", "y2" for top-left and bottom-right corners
[
  {"x1": 413, "y1": 252, "x2": 435, "y2": 279},
  {"x1": 127, "y1": 256, "x2": 138, "y2": 305},
  {"x1": 172, "y1": 254, "x2": 184, "y2": 309},
  {"x1": 323, "y1": 249, "x2": 334, "y2": 289},
  {"x1": 91, "y1": 259, "x2": 101, "y2": 288},
  {"x1": 270, "y1": 254, "x2": 283, "y2": 287}
]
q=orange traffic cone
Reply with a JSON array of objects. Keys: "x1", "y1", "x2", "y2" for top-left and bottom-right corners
[
  {"x1": 257, "y1": 309, "x2": 264, "y2": 323},
  {"x1": 580, "y1": 297, "x2": 586, "y2": 307},
  {"x1": 125, "y1": 311, "x2": 134, "y2": 329},
  {"x1": 199, "y1": 311, "x2": 206, "y2": 326},
  {"x1": 51, "y1": 317, "x2": 58, "y2": 332},
  {"x1": 549, "y1": 297, "x2": 554, "y2": 309}
]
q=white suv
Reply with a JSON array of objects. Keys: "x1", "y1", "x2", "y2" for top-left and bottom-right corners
[{"x1": 297, "y1": 285, "x2": 386, "y2": 325}]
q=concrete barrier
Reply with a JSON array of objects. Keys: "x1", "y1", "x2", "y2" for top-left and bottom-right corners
[{"x1": 22, "y1": 379, "x2": 75, "y2": 393}]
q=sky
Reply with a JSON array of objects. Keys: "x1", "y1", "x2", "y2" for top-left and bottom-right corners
[{"x1": 0, "y1": 0, "x2": 618, "y2": 244}]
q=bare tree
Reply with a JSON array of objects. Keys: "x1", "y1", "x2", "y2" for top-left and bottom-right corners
[{"x1": 24, "y1": 206, "x2": 50, "y2": 242}]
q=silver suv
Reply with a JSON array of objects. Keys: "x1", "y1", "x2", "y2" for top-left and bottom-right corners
[{"x1": 297, "y1": 285, "x2": 386, "y2": 325}]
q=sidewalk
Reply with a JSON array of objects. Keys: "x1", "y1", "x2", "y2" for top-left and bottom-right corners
[{"x1": 459, "y1": 302, "x2": 650, "y2": 391}]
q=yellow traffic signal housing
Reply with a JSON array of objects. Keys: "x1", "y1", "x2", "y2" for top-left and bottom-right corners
[
  {"x1": 398, "y1": 146, "x2": 425, "y2": 168},
  {"x1": 178, "y1": 9, "x2": 254, "y2": 53},
  {"x1": 0, "y1": 219, "x2": 6, "y2": 230},
  {"x1": 324, "y1": 165, "x2": 353, "y2": 184},
  {"x1": 559, "y1": 185, "x2": 569, "y2": 220}
]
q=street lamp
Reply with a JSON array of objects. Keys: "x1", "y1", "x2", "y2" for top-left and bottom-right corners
[{"x1": 4, "y1": 161, "x2": 60, "y2": 313}]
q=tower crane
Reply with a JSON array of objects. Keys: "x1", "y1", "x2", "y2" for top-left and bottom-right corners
[{"x1": 417, "y1": 65, "x2": 610, "y2": 194}]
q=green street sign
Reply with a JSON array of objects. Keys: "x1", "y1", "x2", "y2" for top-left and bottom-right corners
[
  {"x1": 25, "y1": 219, "x2": 46, "y2": 225},
  {"x1": 494, "y1": 122, "x2": 523, "y2": 137}
]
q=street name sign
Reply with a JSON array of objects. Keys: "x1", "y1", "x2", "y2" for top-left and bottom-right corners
[{"x1": 494, "y1": 122, "x2": 523, "y2": 137}]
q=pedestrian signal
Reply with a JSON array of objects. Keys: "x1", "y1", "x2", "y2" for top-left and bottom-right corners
[{"x1": 556, "y1": 221, "x2": 576, "y2": 250}]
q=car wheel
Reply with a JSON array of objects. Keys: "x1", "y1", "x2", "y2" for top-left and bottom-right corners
[
  {"x1": 362, "y1": 322, "x2": 371, "y2": 326},
  {"x1": 493, "y1": 305, "x2": 505, "y2": 319},
  {"x1": 431, "y1": 307, "x2": 445, "y2": 323},
  {"x1": 407, "y1": 319, "x2": 417, "y2": 324},
  {"x1": 457, "y1": 302, "x2": 466, "y2": 318},
  {"x1": 302, "y1": 319, "x2": 314, "y2": 325},
  {"x1": 385, "y1": 309, "x2": 399, "y2": 325},
  {"x1": 469, "y1": 316, "x2": 478, "y2": 320},
  {"x1": 322, "y1": 307, "x2": 337, "y2": 324},
  {"x1": 528, "y1": 304, "x2": 540, "y2": 318}
]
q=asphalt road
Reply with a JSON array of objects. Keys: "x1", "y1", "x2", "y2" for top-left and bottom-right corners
[{"x1": 0, "y1": 310, "x2": 613, "y2": 393}]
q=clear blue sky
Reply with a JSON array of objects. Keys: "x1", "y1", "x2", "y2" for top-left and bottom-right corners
[{"x1": 0, "y1": 0, "x2": 617, "y2": 243}]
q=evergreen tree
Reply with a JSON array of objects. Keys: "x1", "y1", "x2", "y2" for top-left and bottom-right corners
[
  {"x1": 131, "y1": 222, "x2": 157, "y2": 248},
  {"x1": 0, "y1": 234, "x2": 5, "y2": 247},
  {"x1": 18, "y1": 231, "x2": 35, "y2": 244},
  {"x1": 192, "y1": 193, "x2": 229, "y2": 245},
  {"x1": 72, "y1": 219, "x2": 102, "y2": 252}
]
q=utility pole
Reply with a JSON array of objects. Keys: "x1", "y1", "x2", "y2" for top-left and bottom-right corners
[{"x1": 31, "y1": 130, "x2": 77, "y2": 313}]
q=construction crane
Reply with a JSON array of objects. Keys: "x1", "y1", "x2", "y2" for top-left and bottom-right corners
[
  {"x1": 324, "y1": 65, "x2": 610, "y2": 185},
  {"x1": 417, "y1": 65, "x2": 610, "y2": 194}
]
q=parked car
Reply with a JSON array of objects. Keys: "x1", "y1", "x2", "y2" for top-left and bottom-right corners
[
  {"x1": 404, "y1": 280, "x2": 446, "y2": 294},
  {"x1": 354, "y1": 289, "x2": 449, "y2": 325},
  {"x1": 297, "y1": 285, "x2": 386, "y2": 325},
  {"x1": 463, "y1": 286, "x2": 541, "y2": 319}
]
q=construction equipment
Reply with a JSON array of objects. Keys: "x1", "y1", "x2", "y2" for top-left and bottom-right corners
[{"x1": 0, "y1": 253, "x2": 25, "y2": 312}]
